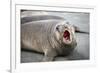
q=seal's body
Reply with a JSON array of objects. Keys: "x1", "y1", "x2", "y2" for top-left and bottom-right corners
[
  {"x1": 21, "y1": 10, "x2": 78, "y2": 61},
  {"x1": 21, "y1": 18, "x2": 77, "y2": 61}
]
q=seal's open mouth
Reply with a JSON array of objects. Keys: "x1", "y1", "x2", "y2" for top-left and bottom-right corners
[{"x1": 63, "y1": 30, "x2": 70, "y2": 41}]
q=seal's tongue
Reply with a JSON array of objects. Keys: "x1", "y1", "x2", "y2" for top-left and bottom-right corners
[{"x1": 63, "y1": 30, "x2": 70, "y2": 40}]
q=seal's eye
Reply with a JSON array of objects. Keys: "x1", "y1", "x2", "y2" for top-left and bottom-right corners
[
  {"x1": 56, "y1": 25, "x2": 60, "y2": 32},
  {"x1": 56, "y1": 27, "x2": 59, "y2": 30}
]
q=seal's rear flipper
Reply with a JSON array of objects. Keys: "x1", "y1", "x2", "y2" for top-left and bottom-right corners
[{"x1": 73, "y1": 25, "x2": 89, "y2": 34}]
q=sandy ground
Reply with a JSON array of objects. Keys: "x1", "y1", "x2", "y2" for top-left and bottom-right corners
[{"x1": 21, "y1": 11, "x2": 89, "y2": 63}]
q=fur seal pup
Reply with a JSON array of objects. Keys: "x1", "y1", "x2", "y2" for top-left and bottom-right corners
[{"x1": 21, "y1": 19, "x2": 77, "y2": 61}]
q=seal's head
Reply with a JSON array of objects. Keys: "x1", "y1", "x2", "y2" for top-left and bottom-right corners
[{"x1": 54, "y1": 22, "x2": 76, "y2": 45}]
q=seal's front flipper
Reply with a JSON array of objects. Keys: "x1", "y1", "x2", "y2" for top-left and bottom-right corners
[
  {"x1": 66, "y1": 22, "x2": 89, "y2": 34},
  {"x1": 73, "y1": 25, "x2": 89, "y2": 34},
  {"x1": 42, "y1": 56, "x2": 54, "y2": 62},
  {"x1": 42, "y1": 49, "x2": 57, "y2": 62}
]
